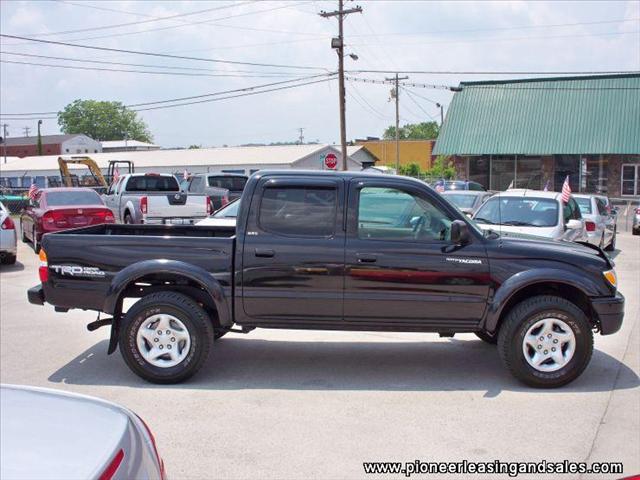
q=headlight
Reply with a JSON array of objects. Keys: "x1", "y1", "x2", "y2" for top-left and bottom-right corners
[{"x1": 603, "y1": 269, "x2": 617, "y2": 288}]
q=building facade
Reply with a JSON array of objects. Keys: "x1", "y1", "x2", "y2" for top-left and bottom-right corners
[
  {"x1": 0, "y1": 134, "x2": 102, "y2": 158},
  {"x1": 434, "y1": 74, "x2": 640, "y2": 198},
  {"x1": 355, "y1": 139, "x2": 435, "y2": 171}
]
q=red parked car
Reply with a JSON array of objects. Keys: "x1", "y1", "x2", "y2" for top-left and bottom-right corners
[{"x1": 20, "y1": 188, "x2": 115, "y2": 253}]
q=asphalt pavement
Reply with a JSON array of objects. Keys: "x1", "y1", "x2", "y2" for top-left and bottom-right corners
[{"x1": 1, "y1": 234, "x2": 638, "y2": 479}]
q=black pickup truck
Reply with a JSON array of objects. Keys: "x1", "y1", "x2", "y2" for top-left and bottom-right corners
[{"x1": 28, "y1": 171, "x2": 624, "y2": 387}]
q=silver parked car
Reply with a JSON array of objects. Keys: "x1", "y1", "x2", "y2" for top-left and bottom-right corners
[
  {"x1": 441, "y1": 190, "x2": 494, "y2": 216},
  {"x1": 633, "y1": 203, "x2": 640, "y2": 235},
  {"x1": 472, "y1": 190, "x2": 586, "y2": 242},
  {"x1": 573, "y1": 194, "x2": 616, "y2": 251},
  {"x1": 1, "y1": 384, "x2": 165, "y2": 480},
  {"x1": 0, "y1": 201, "x2": 17, "y2": 265}
]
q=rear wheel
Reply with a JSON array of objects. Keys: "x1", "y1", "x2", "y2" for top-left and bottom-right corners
[
  {"x1": 1, "y1": 254, "x2": 16, "y2": 265},
  {"x1": 474, "y1": 331, "x2": 497, "y2": 344},
  {"x1": 498, "y1": 295, "x2": 593, "y2": 388},
  {"x1": 124, "y1": 212, "x2": 133, "y2": 224},
  {"x1": 119, "y1": 291, "x2": 214, "y2": 384}
]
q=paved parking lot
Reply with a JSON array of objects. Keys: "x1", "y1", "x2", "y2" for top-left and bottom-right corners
[{"x1": 1, "y1": 234, "x2": 638, "y2": 479}]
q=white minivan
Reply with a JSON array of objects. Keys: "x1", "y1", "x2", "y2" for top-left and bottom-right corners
[{"x1": 472, "y1": 189, "x2": 586, "y2": 242}]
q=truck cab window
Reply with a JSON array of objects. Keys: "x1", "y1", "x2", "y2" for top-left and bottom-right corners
[
  {"x1": 259, "y1": 186, "x2": 337, "y2": 237},
  {"x1": 357, "y1": 187, "x2": 452, "y2": 241}
]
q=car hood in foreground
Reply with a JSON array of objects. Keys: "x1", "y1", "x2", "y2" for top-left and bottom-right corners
[{"x1": 1, "y1": 385, "x2": 131, "y2": 480}]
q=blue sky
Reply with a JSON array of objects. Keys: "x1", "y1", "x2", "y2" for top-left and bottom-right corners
[{"x1": 1, "y1": 0, "x2": 638, "y2": 148}]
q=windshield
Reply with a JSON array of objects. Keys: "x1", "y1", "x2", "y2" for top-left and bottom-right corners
[
  {"x1": 213, "y1": 199, "x2": 240, "y2": 218},
  {"x1": 444, "y1": 194, "x2": 477, "y2": 209},
  {"x1": 575, "y1": 197, "x2": 593, "y2": 215},
  {"x1": 126, "y1": 175, "x2": 179, "y2": 192},
  {"x1": 46, "y1": 190, "x2": 103, "y2": 206},
  {"x1": 474, "y1": 197, "x2": 558, "y2": 227},
  {"x1": 208, "y1": 176, "x2": 247, "y2": 192}
]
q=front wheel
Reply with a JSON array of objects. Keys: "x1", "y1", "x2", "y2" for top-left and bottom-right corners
[
  {"x1": 119, "y1": 291, "x2": 214, "y2": 384},
  {"x1": 604, "y1": 230, "x2": 616, "y2": 251},
  {"x1": 498, "y1": 295, "x2": 593, "y2": 388},
  {"x1": 474, "y1": 331, "x2": 497, "y2": 344}
]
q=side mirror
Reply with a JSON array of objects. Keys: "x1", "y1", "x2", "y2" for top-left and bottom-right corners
[
  {"x1": 566, "y1": 219, "x2": 582, "y2": 230},
  {"x1": 451, "y1": 219, "x2": 471, "y2": 245}
]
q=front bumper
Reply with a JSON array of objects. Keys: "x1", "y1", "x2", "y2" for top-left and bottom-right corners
[
  {"x1": 592, "y1": 291, "x2": 625, "y2": 335},
  {"x1": 27, "y1": 285, "x2": 45, "y2": 306}
]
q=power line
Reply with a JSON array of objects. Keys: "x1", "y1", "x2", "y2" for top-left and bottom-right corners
[
  {"x1": 0, "y1": 74, "x2": 337, "y2": 118},
  {"x1": 21, "y1": 2, "x2": 256, "y2": 37},
  {"x1": 348, "y1": 17, "x2": 640, "y2": 37},
  {"x1": 402, "y1": 88, "x2": 439, "y2": 105},
  {"x1": 346, "y1": 76, "x2": 454, "y2": 90},
  {"x1": 58, "y1": 0, "x2": 328, "y2": 37},
  {"x1": 0, "y1": 59, "x2": 311, "y2": 79},
  {"x1": 402, "y1": 88, "x2": 437, "y2": 121},
  {"x1": 0, "y1": 34, "x2": 330, "y2": 71},
  {"x1": 347, "y1": 69, "x2": 639, "y2": 75},
  {"x1": 0, "y1": 51, "x2": 308, "y2": 76},
  {"x1": 12, "y1": 1, "x2": 314, "y2": 44}
]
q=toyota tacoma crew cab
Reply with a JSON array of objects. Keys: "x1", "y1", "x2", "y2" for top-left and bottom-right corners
[{"x1": 28, "y1": 171, "x2": 624, "y2": 387}]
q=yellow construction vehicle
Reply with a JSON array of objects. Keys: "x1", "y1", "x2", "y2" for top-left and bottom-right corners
[{"x1": 57, "y1": 156, "x2": 108, "y2": 188}]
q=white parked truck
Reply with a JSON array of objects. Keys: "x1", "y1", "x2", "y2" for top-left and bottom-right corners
[{"x1": 103, "y1": 173, "x2": 210, "y2": 224}]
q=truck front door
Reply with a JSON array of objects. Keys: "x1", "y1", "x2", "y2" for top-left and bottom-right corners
[
  {"x1": 344, "y1": 179, "x2": 490, "y2": 330},
  {"x1": 240, "y1": 176, "x2": 345, "y2": 323}
]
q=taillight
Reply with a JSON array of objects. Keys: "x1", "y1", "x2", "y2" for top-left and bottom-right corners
[
  {"x1": 105, "y1": 212, "x2": 115, "y2": 223},
  {"x1": 1, "y1": 216, "x2": 15, "y2": 230},
  {"x1": 38, "y1": 249, "x2": 48, "y2": 283},
  {"x1": 136, "y1": 415, "x2": 165, "y2": 480},
  {"x1": 636, "y1": 207, "x2": 640, "y2": 215},
  {"x1": 206, "y1": 197, "x2": 213, "y2": 215},
  {"x1": 42, "y1": 211, "x2": 68, "y2": 228},
  {"x1": 140, "y1": 196, "x2": 148, "y2": 215},
  {"x1": 585, "y1": 221, "x2": 596, "y2": 232},
  {"x1": 98, "y1": 449, "x2": 125, "y2": 480},
  {"x1": 221, "y1": 194, "x2": 229, "y2": 207}
]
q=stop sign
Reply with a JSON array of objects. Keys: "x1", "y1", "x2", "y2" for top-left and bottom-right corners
[{"x1": 324, "y1": 153, "x2": 338, "y2": 170}]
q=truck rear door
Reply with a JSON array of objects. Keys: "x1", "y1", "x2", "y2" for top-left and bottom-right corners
[{"x1": 240, "y1": 175, "x2": 345, "y2": 323}]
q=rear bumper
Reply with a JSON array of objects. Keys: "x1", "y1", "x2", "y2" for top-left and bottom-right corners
[
  {"x1": 592, "y1": 291, "x2": 625, "y2": 335},
  {"x1": 28, "y1": 285, "x2": 45, "y2": 306},
  {"x1": 142, "y1": 217, "x2": 203, "y2": 225}
]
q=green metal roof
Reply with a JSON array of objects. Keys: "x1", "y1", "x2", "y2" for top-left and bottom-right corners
[{"x1": 433, "y1": 74, "x2": 640, "y2": 155}]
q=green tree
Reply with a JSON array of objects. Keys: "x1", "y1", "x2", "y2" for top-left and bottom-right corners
[
  {"x1": 427, "y1": 155, "x2": 456, "y2": 179},
  {"x1": 398, "y1": 163, "x2": 421, "y2": 176},
  {"x1": 57, "y1": 99, "x2": 152, "y2": 142},
  {"x1": 383, "y1": 121, "x2": 439, "y2": 141},
  {"x1": 188, "y1": 144, "x2": 202, "y2": 149}
]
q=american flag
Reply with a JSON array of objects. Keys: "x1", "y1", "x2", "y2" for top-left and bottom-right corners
[
  {"x1": 28, "y1": 183, "x2": 39, "y2": 200},
  {"x1": 561, "y1": 175, "x2": 572, "y2": 203},
  {"x1": 113, "y1": 165, "x2": 120, "y2": 182}
]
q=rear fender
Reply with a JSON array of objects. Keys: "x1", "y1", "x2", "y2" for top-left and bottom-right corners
[
  {"x1": 103, "y1": 259, "x2": 231, "y2": 326},
  {"x1": 484, "y1": 268, "x2": 603, "y2": 332}
]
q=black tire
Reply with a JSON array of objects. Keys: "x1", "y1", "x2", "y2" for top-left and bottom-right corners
[
  {"x1": 124, "y1": 212, "x2": 133, "y2": 224},
  {"x1": 475, "y1": 331, "x2": 498, "y2": 344},
  {"x1": 119, "y1": 291, "x2": 214, "y2": 384},
  {"x1": 213, "y1": 330, "x2": 227, "y2": 341},
  {"x1": 498, "y1": 295, "x2": 593, "y2": 388},
  {"x1": 3, "y1": 254, "x2": 17, "y2": 265},
  {"x1": 604, "y1": 230, "x2": 616, "y2": 251},
  {"x1": 32, "y1": 228, "x2": 40, "y2": 254}
]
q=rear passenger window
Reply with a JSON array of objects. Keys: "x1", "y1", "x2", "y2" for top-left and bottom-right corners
[{"x1": 259, "y1": 187, "x2": 337, "y2": 237}]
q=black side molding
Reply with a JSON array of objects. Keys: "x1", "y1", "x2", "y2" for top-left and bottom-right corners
[{"x1": 27, "y1": 285, "x2": 45, "y2": 306}]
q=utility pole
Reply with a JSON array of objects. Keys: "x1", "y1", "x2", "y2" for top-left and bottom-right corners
[
  {"x1": 23, "y1": 126, "x2": 30, "y2": 137},
  {"x1": 436, "y1": 102, "x2": 444, "y2": 126},
  {"x1": 297, "y1": 127, "x2": 305, "y2": 145},
  {"x1": 320, "y1": 0, "x2": 362, "y2": 171},
  {"x1": 2, "y1": 124, "x2": 8, "y2": 164},
  {"x1": 386, "y1": 73, "x2": 408, "y2": 172},
  {"x1": 37, "y1": 120, "x2": 43, "y2": 156}
]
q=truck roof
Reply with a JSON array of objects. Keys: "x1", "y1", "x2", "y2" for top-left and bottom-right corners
[{"x1": 253, "y1": 169, "x2": 433, "y2": 187}]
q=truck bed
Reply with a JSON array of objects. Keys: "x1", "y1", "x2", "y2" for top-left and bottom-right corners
[{"x1": 40, "y1": 224, "x2": 236, "y2": 312}]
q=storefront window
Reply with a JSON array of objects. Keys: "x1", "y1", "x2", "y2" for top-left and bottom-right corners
[
  {"x1": 554, "y1": 155, "x2": 580, "y2": 192},
  {"x1": 468, "y1": 156, "x2": 489, "y2": 189},
  {"x1": 583, "y1": 155, "x2": 608, "y2": 194},
  {"x1": 491, "y1": 156, "x2": 516, "y2": 190},
  {"x1": 621, "y1": 164, "x2": 640, "y2": 196},
  {"x1": 515, "y1": 156, "x2": 543, "y2": 189}
]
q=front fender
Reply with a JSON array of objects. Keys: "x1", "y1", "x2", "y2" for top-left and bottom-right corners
[
  {"x1": 103, "y1": 259, "x2": 231, "y2": 326},
  {"x1": 484, "y1": 268, "x2": 602, "y2": 332}
]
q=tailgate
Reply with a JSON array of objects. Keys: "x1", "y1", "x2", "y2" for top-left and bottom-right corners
[{"x1": 147, "y1": 193, "x2": 208, "y2": 221}]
